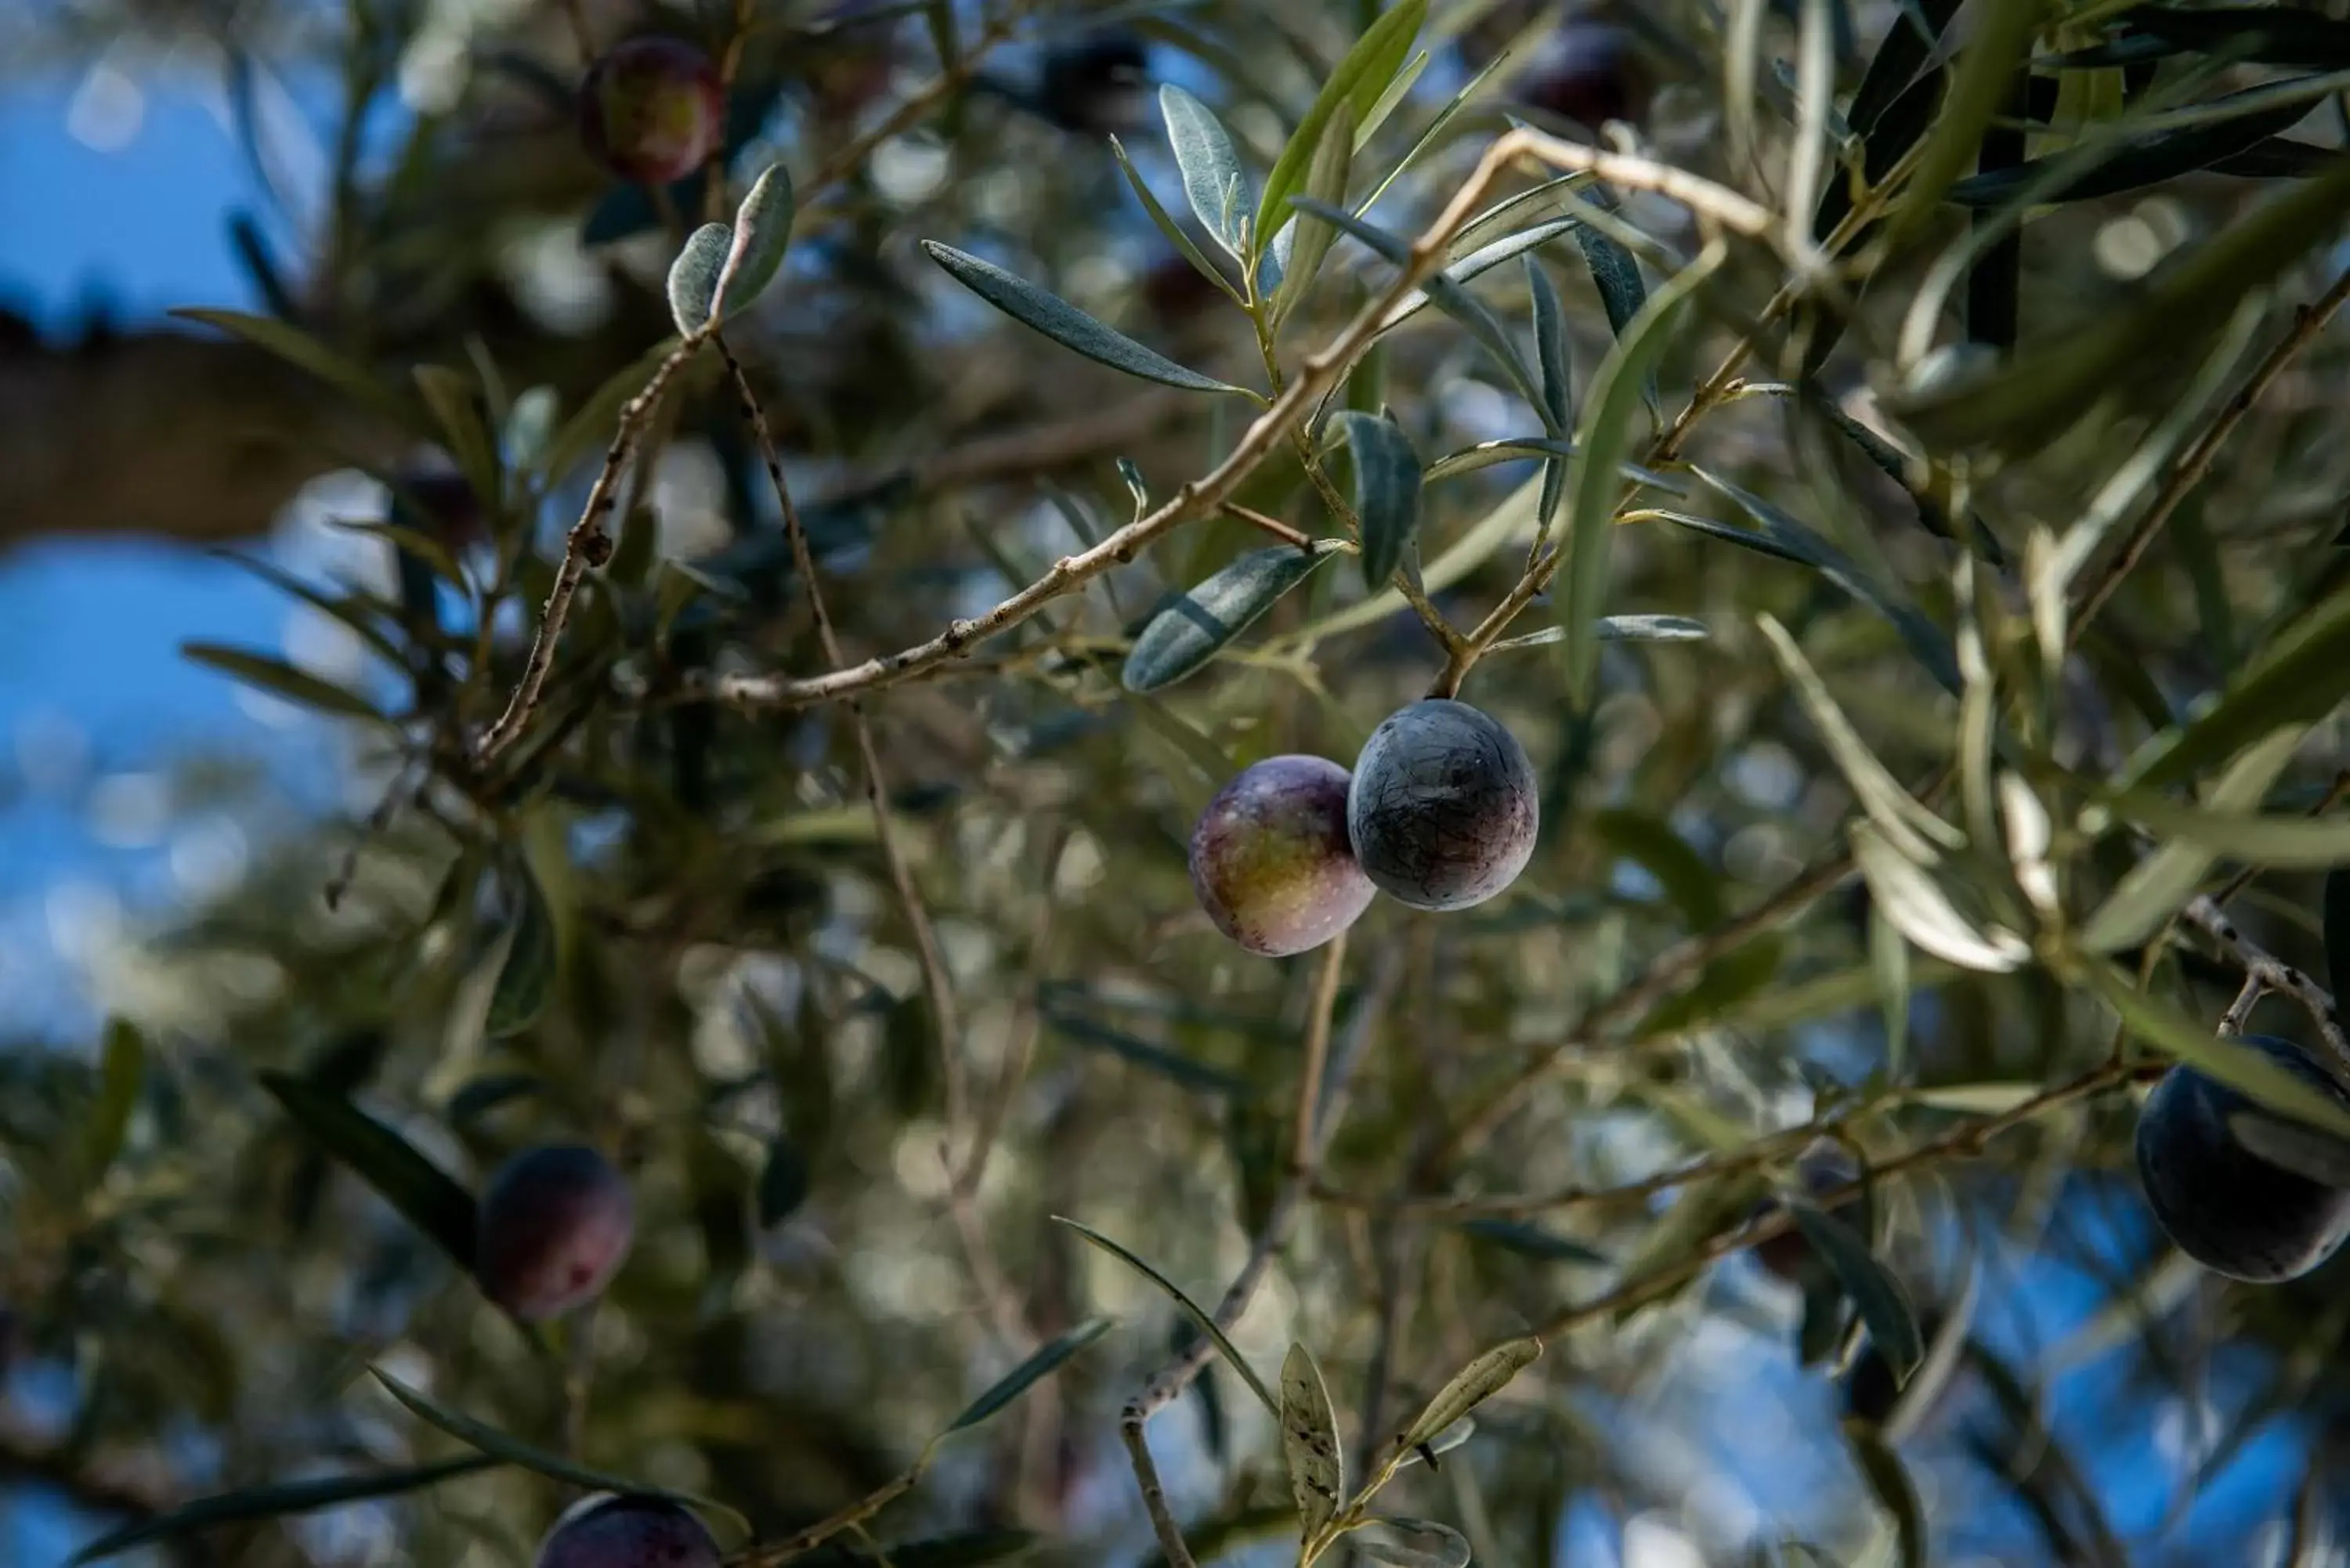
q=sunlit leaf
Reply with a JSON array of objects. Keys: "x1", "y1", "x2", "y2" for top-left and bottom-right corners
[
  {"x1": 710, "y1": 164, "x2": 797, "y2": 321},
  {"x1": 1556, "y1": 244, "x2": 1724, "y2": 706},
  {"x1": 1397, "y1": 1337, "x2": 1540, "y2": 1454},
  {"x1": 1255, "y1": 0, "x2": 1427, "y2": 247},
  {"x1": 667, "y1": 222, "x2": 731, "y2": 335},
  {"x1": 2082, "y1": 725, "x2": 2307, "y2": 953},
  {"x1": 1279, "y1": 1343, "x2": 1344, "y2": 1542},
  {"x1": 1160, "y1": 85, "x2": 1253, "y2": 256},
  {"x1": 1852, "y1": 823, "x2": 2030, "y2": 973}
]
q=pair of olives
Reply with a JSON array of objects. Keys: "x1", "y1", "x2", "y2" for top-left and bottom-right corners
[{"x1": 1188, "y1": 699, "x2": 1539, "y2": 956}]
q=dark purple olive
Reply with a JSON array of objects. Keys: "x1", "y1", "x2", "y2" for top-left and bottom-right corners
[
  {"x1": 535, "y1": 1493, "x2": 719, "y2": 1568},
  {"x1": 1035, "y1": 30, "x2": 1152, "y2": 134},
  {"x1": 2135, "y1": 1035, "x2": 2350, "y2": 1283},
  {"x1": 1517, "y1": 23, "x2": 1650, "y2": 132},
  {"x1": 1190, "y1": 755, "x2": 1376, "y2": 957},
  {"x1": 1347, "y1": 700, "x2": 1538, "y2": 912},
  {"x1": 1752, "y1": 1141, "x2": 1861, "y2": 1282},
  {"x1": 579, "y1": 38, "x2": 727, "y2": 186},
  {"x1": 476, "y1": 1144, "x2": 636, "y2": 1321}
]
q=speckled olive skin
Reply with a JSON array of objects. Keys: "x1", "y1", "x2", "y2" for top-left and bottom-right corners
[
  {"x1": 579, "y1": 38, "x2": 726, "y2": 186},
  {"x1": 476, "y1": 1145, "x2": 637, "y2": 1320},
  {"x1": 1189, "y1": 756, "x2": 1376, "y2": 957},
  {"x1": 1347, "y1": 700, "x2": 1538, "y2": 912},
  {"x1": 536, "y1": 1494, "x2": 719, "y2": 1568},
  {"x1": 2135, "y1": 1035, "x2": 2350, "y2": 1283},
  {"x1": 1517, "y1": 23, "x2": 1650, "y2": 132}
]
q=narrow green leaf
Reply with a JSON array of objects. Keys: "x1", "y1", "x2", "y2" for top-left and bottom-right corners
[
  {"x1": 1526, "y1": 253, "x2": 1571, "y2": 435},
  {"x1": 1397, "y1": 1337, "x2": 1540, "y2": 1454},
  {"x1": 2227, "y1": 1107, "x2": 2350, "y2": 1187},
  {"x1": 1122, "y1": 543, "x2": 1340, "y2": 692},
  {"x1": 1807, "y1": 393, "x2": 2000, "y2": 563},
  {"x1": 1272, "y1": 101, "x2": 1354, "y2": 323},
  {"x1": 944, "y1": 1317, "x2": 1114, "y2": 1433},
  {"x1": 1574, "y1": 220, "x2": 1648, "y2": 339},
  {"x1": 1842, "y1": 1423, "x2": 1927, "y2": 1568},
  {"x1": 67, "y1": 1457, "x2": 501, "y2": 1565},
  {"x1": 1160, "y1": 85, "x2": 1253, "y2": 256},
  {"x1": 1789, "y1": 1203, "x2": 1922, "y2": 1386},
  {"x1": 1943, "y1": 89, "x2": 2316, "y2": 207},
  {"x1": 1886, "y1": 0, "x2": 2048, "y2": 248},
  {"x1": 538, "y1": 338, "x2": 680, "y2": 486},
  {"x1": 2109, "y1": 796, "x2": 2350, "y2": 868},
  {"x1": 1279, "y1": 1344, "x2": 1345, "y2": 1542},
  {"x1": 1556, "y1": 245, "x2": 1724, "y2": 708},
  {"x1": 2126, "y1": 583, "x2": 2350, "y2": 790},
  {"x1": 924, "y1": 241, "x2": 1247, "y2": 395},
  {"x1": 1593, "y1": 807, "x2": 1726, "y2": 927},
  {"x1": 170, "y1": 307, "x2": 418, "y2": 431},
  {"x1": 372, "y1": 1371, "x2": 747, "y2": 1537},
  {"x1": 1852, "y1": 823, "x2": 2030, "y2": 973},
  {"x1": 1043, "y1": 1010, "x2": 1249, "y2": 1095},
  {"x1": 1111, "y1": 135, "x2": 1246, "y2": 306},
  {"x1": 867, "y1": 1530, "x2": 1044, "y2": 1568},
  {"x1": 717, "y1": 162, "x2": 795, "y2": 317},
  {"x1": 1350, "y1": 1517, "x2": 1472, "y2": 1568},
  {"x1": 757, "y1": 1137, "x2": 812, "y2": 1227},
  {"x1": 257, "y1": 1072, "x2": 479, "y2": 1272},
  {"x1": 1333, "y1": 410, "x2": 1423, "y2": 589},
  {"x1": 1297, "y1": 199, "x2": 1547, "y2": 409},
  {"x1": 209, "y1": 551, "x2": 404, "y2": 665},
  {"x1": 2326, "y1": 869, "x2": 2350, "y2": 1013},
  {"x1": 2122, "y1": 7, "x2": 2350, "y2": 70},
  {"x1": 1456, "y1": 1218, "x2": 1608, "y2": 1266},
  {"x1": 1359, "y1": 37, "x2": 1513, "y2": 213},
  {"x1": 1871, "y1": 902, "x2": 1912, "y2": 1078},
  {"x1": 411, "y1": 366, "x2": 500, "y2": 512},
  {"x1": 667, "y1": 222, "x2": 732, "y2": 335},
  {"x1": 486, "y1": 857, "x2": 558, "y2": 1039},
  {"x1": 1895, "y1": 154, "x2": 2350, "y2": 452},
  {"x1": 1757, "y1": 615, "x2": 1965, "y2": 862},
  {"x1": 2081, "y1": 724, "x2": 2307, "y2": 952},
  {"x1": 78, "y1": 1018, "x2": 145, "y2": 1192},
  {"x1": 1685, "y1": 471, "x2": 1962, "y2": 693},
  {"x1": 2084, "y1": 965, "x2": 2350, "y2": 1140},
  {"x1": 1379, "y1": 220, "x2": 1581, "y2": 334},
  {"x1": 1053, "y1": 1216, "x2": 1280, "y2": 1418},
  {"x1": 182, "y1": 641, "x2": 385, "y2": 723},
  {"x1": 1255, "y1": 0, "x2": 1429, "y2": 247}
]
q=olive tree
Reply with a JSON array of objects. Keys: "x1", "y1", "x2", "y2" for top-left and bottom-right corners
[{"x1": 9, "y1": 0, "x2": 2350, "y2": 1564}]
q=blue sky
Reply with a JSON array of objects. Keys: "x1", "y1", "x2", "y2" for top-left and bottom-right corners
[{"x1": 0, "y1": 63, "x2": 379, "y2": 1045}]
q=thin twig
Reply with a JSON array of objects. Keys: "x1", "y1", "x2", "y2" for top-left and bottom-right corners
[
  {"x1": 475, "y1": 333, "x2": 705, "y2": 764},
  {"x1": 2179, "y1": 893, "x2": 2350, "y2": 1082},
  {"x1": 718, "y1": 341, "x2": 969, "y2": 1138},
  {"x1": 1221, "y1": 501, "x2": 1318, "y2": 551},
  {"x1": 706, "y1": 128, "x2": 1773, "y2": 714},
  {"x1": 2071, "y1": 263, "x2": 2350, "y2": 640},
  {"x1": 1529, "y1": 1062, "x2": 2135, "y2": 1339},
  {"x1": 1118, "y1": 939, "x2": 1386, "y2": 1568}
]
